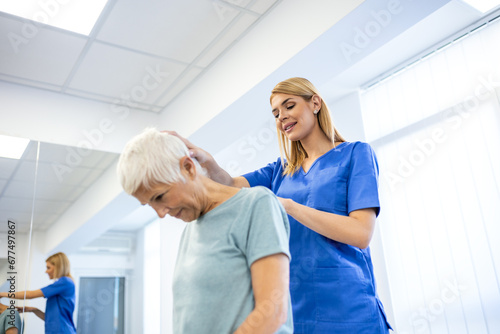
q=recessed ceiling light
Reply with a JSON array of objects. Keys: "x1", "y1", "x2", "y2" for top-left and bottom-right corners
[
  {"x1": 0, "y1": 0, "x2": 109, "y2": 35},
  {"x1": 0, "y1": 135, "x2": 30, "y2": 159},
  {"x1": 462, "y1": 0, "x2": 500, "y2": 13}
]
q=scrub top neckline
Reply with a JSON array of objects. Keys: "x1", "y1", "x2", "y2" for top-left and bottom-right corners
[{"x1": 301, "y1": 141, "x2": 348, "y2": 175}]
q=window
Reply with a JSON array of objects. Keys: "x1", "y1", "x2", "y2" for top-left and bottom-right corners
[{"x1": 360, "y1": 18, "x2": 500, "y2": 333}]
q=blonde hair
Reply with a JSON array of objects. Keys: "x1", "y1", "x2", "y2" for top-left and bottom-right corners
[
  {"x1": 270, "y1": 77, "x2": 345, "y2": 176},
  {"x1": 46, "y1": 252, "x2": 73, "y2": 280}
]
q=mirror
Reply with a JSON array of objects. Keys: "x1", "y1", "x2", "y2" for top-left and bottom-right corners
[{"x1": 0, "y1": 139, "x2": 160, "y2": 333}]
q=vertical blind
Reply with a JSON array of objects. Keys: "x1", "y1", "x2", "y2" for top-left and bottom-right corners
[{"x1": 360, "y1": 17, "x2": 500, "y2": 334}]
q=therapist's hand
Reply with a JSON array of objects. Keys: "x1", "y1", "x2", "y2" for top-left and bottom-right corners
[
  {"x1": 163, "y1": 131, "x2": 213, "y2": 166},
  {"x1": 163, "y1": 130, "x2": 240, "y2": 186},
  {"x1": 16, "y1": 306, "x2": 38, "y2": 313},
  {"x1": 277, "y1": 197, "x2": 293, "y2": 213},
  {"x1": 0, "y1": 292, "x2": 7, "y2": 298}
]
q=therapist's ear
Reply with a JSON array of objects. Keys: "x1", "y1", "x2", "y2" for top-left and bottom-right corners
[{"x1": 311, "y1": 95, "x2": 322, "y2": 112}]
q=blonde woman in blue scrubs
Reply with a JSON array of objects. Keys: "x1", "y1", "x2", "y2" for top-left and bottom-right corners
[
  {"x1": 1, "y1": 252, "x2": 76, "y2": 334},
  {"x1": 170, "y1": 77, "x2": 392, "y2": 333}
]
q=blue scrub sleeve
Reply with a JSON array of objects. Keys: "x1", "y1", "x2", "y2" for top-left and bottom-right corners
[
  {"x1": 347, "y1": 142, "x2": 381, "y2": 216},
  {"x1": 41, "y1": 277, "x2": 70, "y2": 298},
  {"x1": 243, "y1": 160, "x2": 278, "y2": 189}
]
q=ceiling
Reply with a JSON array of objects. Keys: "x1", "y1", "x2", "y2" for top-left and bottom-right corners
[
  {"x1": 0, "y1": 141, "x2": 118, "y2": 233},
  {"x1": 0, "y1": 0, "x2": 281, "y2": 112},
  {"x1": 0, "y1": 0, "x2": 367, "y2": 237},
  {"x1": 0, "y1": 0, "x2": 285, "y2": 235},
  {"x1": 0, "y1": 0, "x2": 490, "y2": 252}
]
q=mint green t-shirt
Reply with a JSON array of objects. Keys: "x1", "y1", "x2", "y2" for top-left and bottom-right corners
[
  {"x1": 173, "y1": 186, "x2": 293, "y2": 334},
  {"x1": 0, "y1": 308, "x2": 22, "y2": 333}
]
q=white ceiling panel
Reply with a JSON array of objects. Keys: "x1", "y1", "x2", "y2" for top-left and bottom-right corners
[
  {"x1": 2, "y1": 180, "x2": 35, "y2": 199},
  {"x1": 34, "y1": 198, "x2": 72, "y2": 215},
  {"x1": 79, "y1": 168, "x2": 107, "y2": 188},
  {"x1": 20, "y1": 141, "x2": 40, "y2": 161},
  {"x1": 0, "y1": 179, "x2": 7, "y2": 193},
  {"x1": 0, "y1": 15, "x2": 87, "y2": 85},
  {"x1": 97, "y1": 152, "x2": 118, "y2": 169},
  {"x1": 0, "y1": 74, "x2": 62, "y2": 92},
  {"x1": 67, "y1": 42, "x2": 187, "y2": 104},
  {"x1": 196, "y1": 13, "x2": 258, "y2": 67},
  {"x1": 155, "y1": 67, "x2": 203, "y2": 106},
  {"x1": 37, "y1": 142, "x2": 115, "y2": 168},
  {"x1": 13, "y1": 160, "x2": 96, "y2": 186},
  {"x1": 64, "y1": 87, "x2": 157, "y2": 111},
  {"x1": 96, "y1": 0, "x2": 244, "y2": 62},
  {"x1": 0, "y1": 197, "x2": 33, "y2": 213},
  {"x1": 0, "y1": 211, "x2": 32, "y2": 232},
  {"x1": 64, "y1": 186, "x2": 88, "y2": 202},
  {"x1": 3, "y1": 180, "x2": 76, "y2": 202},
  {"x1": 35, "y1": 213, "x2": 60, "y2": 231},
  {"x1": 249, "y1": 0, "x2": 279, "y2": 14},
  {"x1": 0, "y1": 157, "x2": 19, "y2": 179}
]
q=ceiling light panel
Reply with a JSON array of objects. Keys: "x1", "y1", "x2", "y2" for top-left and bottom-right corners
[
  {"x1": 0, "y1": 135, "x2": 30, "y2": 159},
  {"x1": 462, "y1": 0, "x2": 500, "y2": 12},
  {"x1": 0, "y1": 0, "x2": 109, "y2": 35}
]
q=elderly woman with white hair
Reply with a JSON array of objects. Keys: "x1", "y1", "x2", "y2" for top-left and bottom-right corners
[{"x1": 117, "y1": 128, "x2": 293, "y2": 334}]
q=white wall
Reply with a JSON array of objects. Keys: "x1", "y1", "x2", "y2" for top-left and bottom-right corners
[
  {"x1": 329, "y1": 91, "x2": 395, "y2": 326},
  {"x1": 159, "y1": 217, "x2": 185, "y2": 334}
]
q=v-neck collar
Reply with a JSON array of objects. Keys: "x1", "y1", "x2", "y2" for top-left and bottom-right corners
[{"x1": 300, "y1": 142, "x2": 347, "y2": 175}]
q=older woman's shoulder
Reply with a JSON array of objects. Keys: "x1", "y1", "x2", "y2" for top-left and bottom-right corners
[{"x1": 239, "y1": 186, "x2": 277, "y2": 202}]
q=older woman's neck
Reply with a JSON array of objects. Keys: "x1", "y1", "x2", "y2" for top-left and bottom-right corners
[{"x1": 200, "y1": 176, "x2": 240, "y2": 214}]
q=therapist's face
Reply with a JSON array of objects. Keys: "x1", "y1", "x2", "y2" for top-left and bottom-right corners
[
  {"x1": 271, "y1": 93, "x2": 318, "y2": 141},
  {"x1": 46, "y1": 262, "x2": 55, "y2": 279},
  {"x1": 133, "y1": 157, "x2": 205, "y2": 222}
]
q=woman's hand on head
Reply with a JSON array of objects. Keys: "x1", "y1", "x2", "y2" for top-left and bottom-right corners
[{"x1": 162, "y1": 131, "x2": 214, "y2": 166}]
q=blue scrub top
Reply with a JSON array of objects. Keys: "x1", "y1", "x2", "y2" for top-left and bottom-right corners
[
  {"x1": 244, "y1": 141, "x2": 391, "y2": 334},
  {"x1": 41, "y1": 276, "x2": 76, "y2": 334}
]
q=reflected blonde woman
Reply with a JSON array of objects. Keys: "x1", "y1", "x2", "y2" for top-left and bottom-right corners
[{"x1": 0, "y1": 252, "x2": 76, "y2": 334}]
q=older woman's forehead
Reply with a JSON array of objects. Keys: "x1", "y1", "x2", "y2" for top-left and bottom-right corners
[{"x1": 133, "y1": 182, "x2": 175, "y2": 204}]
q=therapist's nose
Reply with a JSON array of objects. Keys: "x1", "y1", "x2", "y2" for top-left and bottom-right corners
[{"x1": 278, "y1": 110, "x2": 288, "y2": 123}]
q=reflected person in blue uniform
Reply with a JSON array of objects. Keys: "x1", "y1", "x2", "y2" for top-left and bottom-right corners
[
  {"x1": 0, "y1": 252, "x2": 76, "y2": 334},
  {"x1": 170, "y1": 77, "x2": 392, "y2": 333}
]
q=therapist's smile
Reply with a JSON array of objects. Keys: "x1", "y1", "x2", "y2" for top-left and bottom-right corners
[{"x1": 283, "y1": 122, "x2": 297, "y2": 132}]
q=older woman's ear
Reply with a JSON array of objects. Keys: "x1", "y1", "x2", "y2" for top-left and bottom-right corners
[{"x1": 180, "y1": 156, "x2": 197, "y2": 179}]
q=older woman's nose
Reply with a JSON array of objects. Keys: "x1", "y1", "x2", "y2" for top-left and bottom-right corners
[{"x1": 150, "y1": 203, "x2": 169, "y2": 218}]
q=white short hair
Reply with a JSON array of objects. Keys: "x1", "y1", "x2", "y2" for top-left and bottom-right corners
[{"x1": 117, "y1": 128, "x2": 203, "y2": 195}]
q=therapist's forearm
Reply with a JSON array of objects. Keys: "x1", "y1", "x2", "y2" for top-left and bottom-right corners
[
  {"x1": 281, "y1": 198, "x2": 375, "y2": 249},
  {"x1": 32, "y1": 308, "x2": 45, "y2": 321},
  {"x1": 203, "y1": 158, "x2": 234, "y2": 185},
  {"x1": 0, "y1": 291, "x2": 39, "y2": 299}
]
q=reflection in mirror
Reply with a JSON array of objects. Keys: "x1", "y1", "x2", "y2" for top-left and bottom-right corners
[
  {"x1": 0, "y1": 138, "x2": 38, "y2": 334},
  {"x1": 1, "y1": 140, "x2": 162, "y2": 334}
]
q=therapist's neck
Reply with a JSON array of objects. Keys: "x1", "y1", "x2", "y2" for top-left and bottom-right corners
[{"x1": 300, "y1": 127, "x2": 334, "y2": 160}]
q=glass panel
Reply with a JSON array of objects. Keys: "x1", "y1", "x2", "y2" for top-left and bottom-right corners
[{"x1": 77, "y1": 277, "x2": 125, "y2": 334}]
